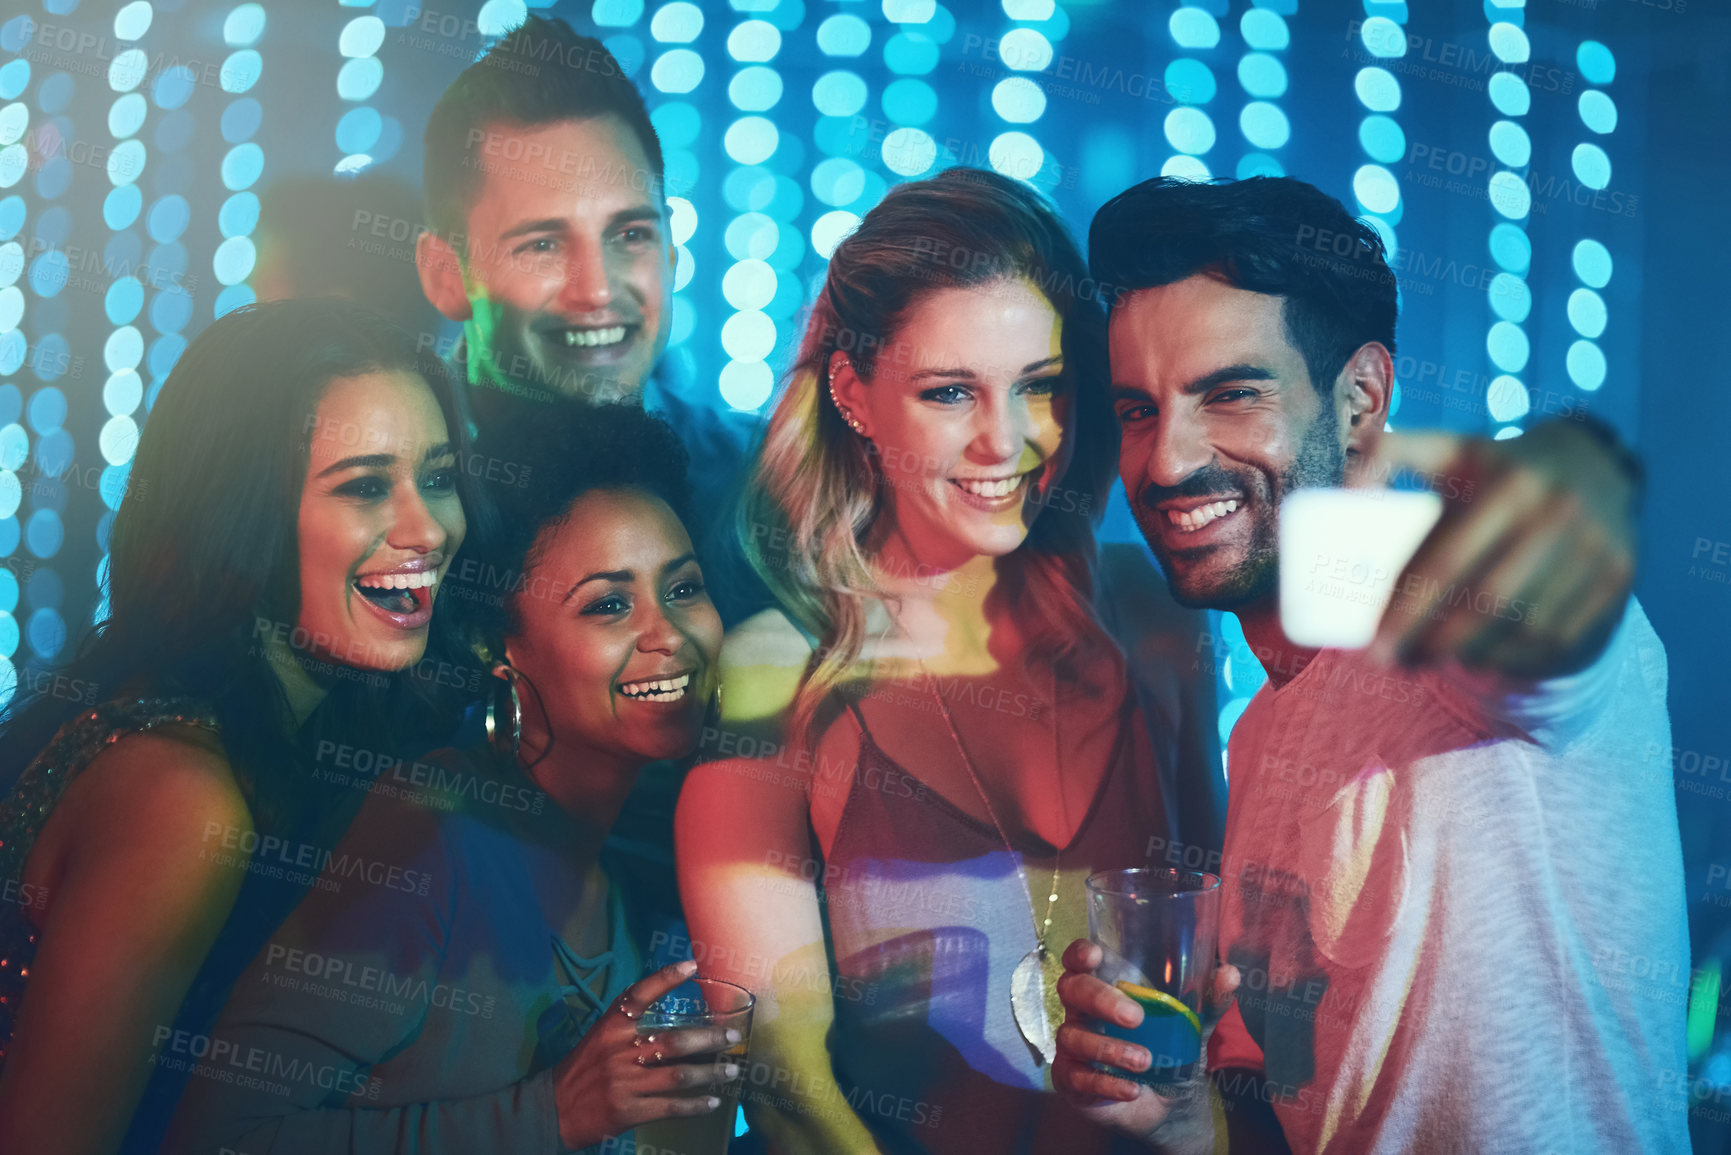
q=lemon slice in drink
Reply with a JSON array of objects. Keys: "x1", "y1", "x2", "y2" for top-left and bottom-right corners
[{"x1": 1115, "y1": 981, "x2": 1201, "y2": 1037}]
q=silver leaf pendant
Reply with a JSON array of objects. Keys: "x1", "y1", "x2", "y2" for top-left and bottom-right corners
[{"x1": 1011, "y1": 947, "x2": 1057, "y2": 1066}]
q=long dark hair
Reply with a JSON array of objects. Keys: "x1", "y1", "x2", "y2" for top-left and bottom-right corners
[
  {"x1": 0, "y1": 298, "x2": 477, "y2": 832},
  {"x1": 742, "y1": 167, "x2": 1119, "y2": 744}
]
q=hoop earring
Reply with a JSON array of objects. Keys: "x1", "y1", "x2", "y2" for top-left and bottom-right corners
[
  {"x1": 827, "y1": 359, "x2": 868, "y2": 437},
  {"x1": 485, "y1": 662, "x2": 521, "y2": 760}
]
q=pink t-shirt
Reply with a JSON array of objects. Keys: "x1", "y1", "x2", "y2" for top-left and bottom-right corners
[{"x1": 1210, "y1": 601, "x2": 1689, "y2": 1153}]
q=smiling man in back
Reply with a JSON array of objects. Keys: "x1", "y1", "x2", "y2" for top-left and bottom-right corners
[{"x1": 415, "y1": 14, "x2": 760, "y2": 618}]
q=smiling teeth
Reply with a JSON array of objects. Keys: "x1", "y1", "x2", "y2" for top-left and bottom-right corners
[
  {"x1": 356, "y1": 570, "x2": 438, "y2": 590},
  {"x1": 1167, "y1": 500, "x2": 1240, "y2": 533},
  {"x1": 955, "y1": 475, "x2": 1026, "y2": 499},
  {"x1": 619, "y1": 672, "x2": 691, "y2": 701},
  {"x1": 563, "y1": 326, "x2": 627, "y2": 348}
]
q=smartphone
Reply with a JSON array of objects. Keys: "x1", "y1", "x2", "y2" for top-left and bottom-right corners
[{"x1": 1279, "y1": 487, "x2": 1444, "y2": 649}]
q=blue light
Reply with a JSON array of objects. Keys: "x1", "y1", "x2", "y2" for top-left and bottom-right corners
[
  {"x1": 99, "y1": 463, "x2": 131, "y2": 510},
  {"x1": 1572, "y1": 239, "x2": 1612, "y2": 288},
  {"x1": 34, "y1": 429, "x2": 72, "y2": 479},
  {"x1": 1169, "y1": 8, "x2": 1221, "y2": 50},
  {"x1": 222, "y1": 143, "x2": 265, "y2": 191},
  {"x1": 603, "y1": 35, "x2": 645, "y2": 78},
  {"x1": 1240, "y1": 103, "x2": 1290, "y2": 151},
  {"x1": 883, "y1": 77, "x2": 937, "y2": 124},
  {"x1": 338, "y1": 57, "x2": 385, "y2": 102},
  {"x1": 26, "y1": 388, "x2": 66, "y2": 435},
  {"x1": 104, "y1": 369, "x2": 143, "y2": 414},
  {"x1": 218, "y1": 191, "x2": 259, "y2": 238},
  {"x1": 1360, "y1": 17, "x2": 1405, "y2": 57},
  {"x1": 146, "y1": 194, "x2": 190, "y2": 243},
  {"x1": 0, "y1": 424, "x2": 24, "y2": 470},
  {"x1": 150, "y1": 286, "x2": 194, "y2": 334},
  {"x1": 594, "y1": 0, "x2": 645, "y2": 28},
  {"x1": 477, "y1": 0, "x2": 527, "y2": 36},
  {"x1": 724, "y1": 117, "x2": 778, "y2": 165},
  {"x1": 651, "y1": 2, "x2": 704, "y2": 43},
  {"x1": 153, "y1": 66, "x2": 197, "y2": 111},
  {"x1": 1488, "y1": 223, "x2": 1530, "y2": 273},
  {"x1": 882, "y1": 127, "x2": 937, "y2": 176},
  {"x1": 816, "y1": 14, "x2": 871, "y2": 57},
  {"x1": 1487, "y1": 170, "x2": 1530, "y2": 219},
  {"x1": 339, "y1": 16, "x2": 386, "y2": 57},
  {"x1": 1487, "y1": 272, "x2": 1530, "y2": 322},
  {"x1": 1236, "y1": 53, "x2": 1286, "y2": 99},
  {"x1": 723, "y1": 167, "x2": 775, "y2": 212},
  {"x1": 114, "y1": 2, "x2": 154, "y2": 43},
  {"x1": 1166, "y1": 59, "x2": 1217, "y2": 105},
  {"x1": 1240, "y1": 9, "x2": 1288, "y2": 50},
  {"x1": 110, "y1": 50, "x2": 149, "y2": 93},
  {"x1": 213, "y1": 283, "x2": 255, "y2": 318},
  {"x1": 1353, "y1": 165, "x2": 1399, "y2": 214},
  {"x1": 0, "y1": 195, "x2": 21, "y2": 239},
  {"x1": 0, "y1": 60, "x2": 29, "y2": 101},
  {"x1": 727, "y1": 20, "x2": 781, "y2": 62},
  {"x1": 812, "y1": 71, "x2": 867, "y2": 117},
  {"x1": 989, "y1": 78, "x2": 1044, "y2": 124},
  {"x1": 724, "y1": 212, "x2": 778, "y2": 260},
  {"x1": 811, "y1": 157, "x2": 866, "y2": 206},
  {"x1": 335, "y1": 107, "x2": 383, "y2": 153},
  {"x1": 1354, "y1": 68, "x2": 1401, "y2": 112},
  {"x1": 1486, "y1": 322, "x2": 1529, "y2": 374},
  {"x1": 0, "y1": 18, "x2": 35, "y2": 56},
  {"x1": 883, "y1": 31, "x2": 938, "y2": 75},
  {"x1": 109, "y1": 93, "x2": 147, "y2": 139},
  {"x1": 221, "y1": 98, "x2": 262, "y2": 144},
  {"x1": 220, "y1": 50, "x2": 263, "y2": 94},
  {"x1": 1164, "y1": 108, "x2": 1216, "y2": 155},
  {"x1": 1577, "y1": 41, "x2": 1615, "y2": 85},
  {"x1": 0, "y1": 285, "x2": 18, "y2": 331},
  {"x1": 1571, "y1": 143, "x2": 1611, "y2": 190},
  {"x1": 1002, "y1": 0, "x2": 1053, "y2": 18},
  {"x1": 722, "y1": 259, "x2": 776, "y2": 311},
  {"x1": 0, "y1": 567, "x2": 14, "y2": 613},
  {"x1": 811, "y1": 209, "x2": 860, "y2": 260},
  {"x1": 1566, "y1": 340, "x2": 1606, "y2": 391},
  {"x1": 1487, "y1": 22, "x2": 1528, "y2": 63},
  {"x1": 1237, "y1": 154, "x2": 1283, "y2": 179},
  {"x1": 105, "y1": 278, "x2": 143, "y2": 325},
  {"x1": 31, "y1": 334, "x2": 68, "y2": 381},
  {"x1": 1567, "y1": 288, "x2": 1607, "y2": 339},
  {"x1": 0, "y1": 333, "x2": 19, "y2": 375},
  {"x1": 1486, "y1": 375, "x2": 1530, "y2": 423},
  {"x1": 884, "y1": 0, "x2": 936, "y2": 22},
  {"x1": 25, "y1": 605, "x2": 64, "y2": 656},
  {"x1": 212, "y1": 236, "x2": 256, "y2": 285},
  {"x1": 1488, "y1": 120, "x2": 1530, "y2": 168},
  {"x1": 25, "y1": 250, "x2": 66, "y2": 299},
  {"x1": 1578, "y1": 90, "x2": 1617, "y2": 134},
  {"x1": 1358, "y1": 115, "x2": 1405, "y2": 163},
  {"x1": 651, "y1": 49, "x2": 705, "y2": 94},
  {"x1": 730, "y1": 67, "x2": 783, "y2": 111},
  {"x1": 999, "y1": 28, "x2": 1052, "y2": 71},
  {"x1": 224, "y1": 4, "x2": 267, "y2": 47}
]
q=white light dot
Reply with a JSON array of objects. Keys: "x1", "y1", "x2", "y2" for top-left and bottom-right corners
[
  {"x1": 1161, "y1": 155, "x2": 1211, "y2": 181},
  {"x1": 109, "y1": 49, "x2": 150, "y2": 93},
  {"x1": 1578, "y1": 90, "x2": 1618, "y2": 135},
  {"x1": 1487, "y1": 321, "x2": 1530, "y2": 373},
  {"x1": 991, "y1": 78, "x2": 1046, "y2": 124},
  {"x1": 339, "y1": 17, "x2": 386, "y2": 59},
  {"x1": 1572, "y1": 143, "x2": 1612, "y2": 190},
  {"x1": 1567, "y1": 288, "x2": 1607, "y2": 339},
  {"x1": 1567, "y1": 340, "x2": 1606, "y2": 391},
  {"x1": 114, "y1": 2, "x2": 154, "y2": 43},
  {"x1": 723, "y1": 259, "x2": 777, "y2": 311},
  {"x1": 882, "y1": 127, "x2": 937, "y2": 176},
  {"x1": 1488, "y1": 170, "x2": 1531, "y2": 219},
  {"x1": 1354, "y1": 67, "x2": 1401, "y2": 112},
  {"x1": 99, "y1": 415, "x2": 139, "y2": 466},
  {"x1": 1486, "y1": 375, "x2": 1530, "y2": 423},
  {"x1": 883, "y1": 0, "x2": 936, "y2": 23},
  {"x1": 1360, "y1": 17, "x2": 1405, "y2": 58},
  {"x1": 104, "y1": 369, "x2": 143, "y2": 416},
  {"x1": 811, "y1": 210, "x2": 861, "y2": 260},
  {"x1": 719, "y1": 360, "x2": 775, "y2": 411},
  {"x1": 1000, "y1": 28, "x2": 1053, "y2": 72},
  {"x1": 651, "y1": 49, "x2": 705, "y2": 94},
  {"x1": 728, "y1": 20, "x2": 781, "y2": 62},
  {"x1": 1488, "y1": 22, "x2": 1529, "y2": 64},
  {"x1": 988, "y1": 131, "x2": 1044, "y2": 180},
  {"x1": 1488, "y1": 120, "x2": 1531, "y2": 169},
  {"x1": 724, "y1": 117, "x2": 778, "y2": 165},
  {"x1": 1353, "y1": 164, "x2": 1399, "y2": 214},
  {"x1": 1002, "y1": 0, "x2": 1054, "y2": 19},
  {"x1": 651, "y1": 1, "x2": 703, "y2": 42},
  {"x1": 721, "y1": 310, "x2": 776, "y2": 361},
  {"x1": 668, "y1": 196, "x2": 696, "y2": 245}
]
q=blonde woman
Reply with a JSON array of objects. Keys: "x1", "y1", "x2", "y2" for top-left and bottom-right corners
[{"x1": 676, "y1": 168, "x2": 1223, "y2": 1155}]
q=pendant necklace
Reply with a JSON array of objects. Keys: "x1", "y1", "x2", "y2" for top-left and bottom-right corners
[{"x1": 919, "y1": 658, "x2": 1066, "y2": 1067}]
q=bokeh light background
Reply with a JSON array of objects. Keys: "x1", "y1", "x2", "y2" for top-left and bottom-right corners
[{"x1": 1, "y1": 0, "x2": 1726, "y2": 1145}]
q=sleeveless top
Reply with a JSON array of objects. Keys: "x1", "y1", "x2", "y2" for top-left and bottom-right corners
[
  {"x1": 0, "y1": 696, "x2": 221, "y2": 1067},
  {"x1": 819, "y1": 688, "x2": 1174, "y2": 1155}
]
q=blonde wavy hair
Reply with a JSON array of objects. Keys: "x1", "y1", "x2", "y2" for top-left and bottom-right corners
[{"x1": 739, "y1": 168, "x2": 1123, "y2": 745}]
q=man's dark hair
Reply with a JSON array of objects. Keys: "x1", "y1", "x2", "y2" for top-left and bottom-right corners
[
  {"x1": 1089, "y1": 176, "x2": 1399, "y2": 391},
  {"x1": 422, "y1": 15, "x2": 664, "y2": 240}
]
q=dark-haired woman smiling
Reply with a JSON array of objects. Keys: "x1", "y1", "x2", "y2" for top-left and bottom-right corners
[
  {"x1": 166, "y1": 404, "x2": 738, "y2": 1155},
  {"x1": 0, "y1": 299, "x2": 471, "y2": 1155}
]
